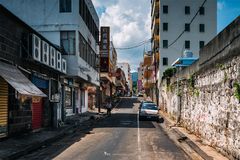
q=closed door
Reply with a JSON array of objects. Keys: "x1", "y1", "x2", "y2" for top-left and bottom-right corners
[
  {"x1": 32, "y1": 97, "x2": 43, "y2": 130},
  {"x1": 0, "y1": 77, "x2": 8, "y2": 138}
]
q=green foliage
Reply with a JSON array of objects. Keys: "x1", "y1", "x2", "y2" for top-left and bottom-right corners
[
  {"x1": 216, "y1": 63, "x2": 225, "y2": 70},
  {"x1": 163, "y1": 68, "x2": 177, "y2": 78},
  {"x1": 224, "y1": 72, "x2": 228, "y2": 83},
  {"x1": 233, "y1": 82, "x2": 240, "y2": 103},
  {"x1": 194, "y1": 89, "x2": 200, "y2": 97},
  {"x1": 188, "y1": 74, "x2": 195, "y2": 88},
  {"x1": 166, "y1": 83, "x2": 174, "y2": 93}
]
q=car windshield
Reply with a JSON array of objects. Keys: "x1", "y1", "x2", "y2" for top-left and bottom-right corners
[{"x1": 142, "y1": 104, "x2": 158, "y2": 110}]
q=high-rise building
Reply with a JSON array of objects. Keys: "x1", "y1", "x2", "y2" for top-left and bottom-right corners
[{"x1": 151, "y1": 0, "x2": 217, "y2": 78}]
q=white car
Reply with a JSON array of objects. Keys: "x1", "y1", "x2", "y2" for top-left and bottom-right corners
[{"x1": 139, "y1": 102, "x2": 164, "y2": 123}]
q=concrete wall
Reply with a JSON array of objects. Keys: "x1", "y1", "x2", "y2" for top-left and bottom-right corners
[
  {"x1": 158, "y1": 0, "x2": 217, "y2": 77},
  {"x1": 159, "y1": 17, "x2": 240, "y2": 159}
]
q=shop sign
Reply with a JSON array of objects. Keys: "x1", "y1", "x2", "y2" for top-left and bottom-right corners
[
  {"x1": 32, "y1": 34, "x2": 67, "y2": 74},
  {"x1": 100, "y1": 27, "x2": 110, "y2": 72}
]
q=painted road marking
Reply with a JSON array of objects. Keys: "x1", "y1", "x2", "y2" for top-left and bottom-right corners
[{"x1": 137, "y1": 110, "x2": 142, "y2": 160}]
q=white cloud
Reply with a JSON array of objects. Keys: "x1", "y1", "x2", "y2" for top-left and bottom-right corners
[{"x1": 92, "y1": 0, "x2": 151, "y2": 71}]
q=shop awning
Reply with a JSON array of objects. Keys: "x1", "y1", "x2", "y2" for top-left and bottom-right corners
[
  {"x1": 172, "y1": 57, "x2": 199, "y2": 67},
  {"x1": 0, "y1": 62, "x2": 47, "y2": 97}
]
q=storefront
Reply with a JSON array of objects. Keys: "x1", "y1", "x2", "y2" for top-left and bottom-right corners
[
  {"x1": 0, "y1": 62, "x2": 46, "y2": 136},
  {"x1": 31, "y1": 75, "x2": 49, "y2": 130}
]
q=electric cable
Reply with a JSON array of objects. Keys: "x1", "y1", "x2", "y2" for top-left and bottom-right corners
[{"x1": 168, "y1": 0, "x2": 207, "y2": 48}]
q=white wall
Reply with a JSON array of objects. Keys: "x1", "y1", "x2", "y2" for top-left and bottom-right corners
[{"x1": 158, "y1": 0, "x2": 217, "y2": 77}]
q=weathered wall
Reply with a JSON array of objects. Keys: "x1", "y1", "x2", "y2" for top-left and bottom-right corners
[{"x1": 160, "y1": 17, "x2": 240, "y2": 159}]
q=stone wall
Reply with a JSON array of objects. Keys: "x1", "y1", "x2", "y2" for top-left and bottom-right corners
[{"x1": 159, "y1": 16, "x2": 240, "y2": 159}]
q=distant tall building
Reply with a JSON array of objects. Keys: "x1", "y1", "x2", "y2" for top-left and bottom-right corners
[{"x1": 151, "y1": 0, "x2": 217, "y2": 78}]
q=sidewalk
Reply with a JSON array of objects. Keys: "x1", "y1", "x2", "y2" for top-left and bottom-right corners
[
  {"x1": 159, "y1": 111, "x2": 229, "y2": 160},
  {"x1": 0, "y1": 110, "x2": 106, "y2": 160}
]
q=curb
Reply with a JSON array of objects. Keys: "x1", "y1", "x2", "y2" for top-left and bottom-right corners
[
  {"x1": 2, "y1": 114, "x2": 107, "y2": 160},
  {"x1": 160, "y1": 112, "x2": 213, "y2": 160}
]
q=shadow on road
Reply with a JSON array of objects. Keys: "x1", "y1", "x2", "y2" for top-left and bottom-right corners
[{"x1": 95, "y1": 113, "x2": 156, "y2": 128}]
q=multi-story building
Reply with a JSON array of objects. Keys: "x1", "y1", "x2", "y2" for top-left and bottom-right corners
[
  {"x1": 151, "y1": 0, "x2": 217, "y2": 78},
  {"x1": 142, "y1": 51, "x2": 155, "y2": 98},
  {"x1": 99, "y1": 26, "x2": 118, "y2": 102},
  {"x1": 117, "y1": 62, "x2": 131, "y2": 94},
  {"x1": 0, "y1": 5, "x2": 69, "y2": 136},
  {"x1": 0, "y1": 0, "x2": 100, "y2": 115},
  {"x1": 137, "y1": 62, "x2": 144, "y2": 92}
]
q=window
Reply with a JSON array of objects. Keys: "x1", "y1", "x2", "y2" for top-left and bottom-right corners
[
  {"x1": 199, "y1": 7, "x2": 205, "y2": 15},
  {"x1": 163, "y1": 5, "x2": 168, "y2": 14},
  {"x1": 199, "y1": 41, "x2": 205, "y2": 49},
  {"x1": 79, "y1": 32, "x2": 98, "y2": 70},
  {"x1": 59, "y1": 0, "x2": 72, "y2": 12},
  {"x1": 185, "y1": 23, "x2": 190, "y2": 32},
  {"x1": 163, "y1": 40, "x2": 168, "y2": 48},
  {"x1": 163, "y1": 23, "x2": 168, "y2": 31},
  {"x1": 79, "y1": 0, "x2": 99, "y2": 43},
  {"x1": 185, "y1": 6, "x2": 190, "y2": 14},
  {"x1": 60, "y1": 31, "x2": 75, "y2": 55},
  {"x1": 199, "y1": 24, "x2": 205, "y2": 32},
  {"x1": 185, "y1": 40, "x2": 190, "y2": 49},
  {"x1": 163, "y1": 57, "x2": 168, "y2": 66}
]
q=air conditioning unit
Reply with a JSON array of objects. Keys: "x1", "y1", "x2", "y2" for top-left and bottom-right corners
[
  {"x1": 42, "y1": 40, "x2": 49, "y2": 65},
  {"x1": 62, "y1": 59, "x2": 67, "y2": 74},
  {"x1": 50, "y1": 46, "x2": 56, "y2": 68},
  {"x1": 32, "y1": 34, "x2": 41, "y2": 62},
  {"x1": 56, "y1": 51, "x2": 62, "y2": 71}
]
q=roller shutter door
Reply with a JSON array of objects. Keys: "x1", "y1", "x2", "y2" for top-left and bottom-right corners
[
  {"x1": 32, "y1": 97, "x2": 43, "y2": 130},
  {"x1": 0, "y1": 77, "x2": 8, "y2": 138}
]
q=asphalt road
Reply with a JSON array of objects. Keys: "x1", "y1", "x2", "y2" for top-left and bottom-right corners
[{"x1": 18, "y1": 97, "x2": 189, "y2": 160}]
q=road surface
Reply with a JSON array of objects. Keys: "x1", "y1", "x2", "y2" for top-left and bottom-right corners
[{"x1": 18, "y1": 97, "x2": 189, "y2": 160}]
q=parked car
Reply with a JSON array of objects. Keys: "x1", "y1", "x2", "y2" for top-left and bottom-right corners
[{"x1": 139, "y1": 102, "x2": 164, "y2": 123}]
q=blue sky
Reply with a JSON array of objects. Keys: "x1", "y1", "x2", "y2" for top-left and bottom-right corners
[
  {"x1": 217, "y1": 0, "x2": 240, "y2": 32},
  {"x1": 93, "y1": 0, "x2": 240, "y2": 71}
]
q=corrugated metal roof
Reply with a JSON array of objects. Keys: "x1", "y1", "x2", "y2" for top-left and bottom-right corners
[{"x1": 0, "y1": 62, "x2": 47, "y2": 97}]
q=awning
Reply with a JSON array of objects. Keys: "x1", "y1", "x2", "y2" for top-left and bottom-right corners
[
  {"x1": 0, "y1": 62, "x2": 47, "y2": 97},
  {"x1": 172, "y1": 57, "x2": 199, "y2": 67}
]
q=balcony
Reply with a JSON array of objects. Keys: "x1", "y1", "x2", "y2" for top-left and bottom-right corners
[
  {"x1": 143, "y1": 69, "x2": 153, "y2": 79},
  {"x1": 154, "y1": 34, "x2": 160, "y2": 42},
  {"x1": 143, "y1": 78, "x2": 155, "y2": 89},
  {"x1": 143, "y1": 54, "x2": 153, "y2": 66},
  {"x1": 151, "y1": 0, "x2": 160, "y2": 17}
]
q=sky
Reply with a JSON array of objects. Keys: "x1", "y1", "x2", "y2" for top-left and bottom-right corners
[{"x1": 92, "y1": 0, "x2": 240, "y2": 72}]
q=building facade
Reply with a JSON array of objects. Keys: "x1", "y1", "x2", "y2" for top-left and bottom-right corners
[
  {"x1": 99, "y1": 26, "x2": 118, "y2": 103},
  {"x1": 0, "y1": 5, "x2": 67, "y2": 137},
  {"x1": 0, "y1": 0, "x2": 100, "y2": 115},
  {"x1": 137, "y1": 62, "x2": 144, "y2": 93},
  {"x1": 151, "y1": 0, "x2": 217, "y2": 78},
  {"x1": 117, "y1": 63, "x2": 131, "y2": 95}
]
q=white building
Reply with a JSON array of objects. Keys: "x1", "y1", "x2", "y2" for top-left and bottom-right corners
[
  {"x1": 117, "y1": 63, "x2": 131, "y2": 93},
  {"x1": 151, "y1": 0, "x2": 217, "y2": 78},
  {"x1": 0, "y1": 0, "x2": 100, "y2": 115}
]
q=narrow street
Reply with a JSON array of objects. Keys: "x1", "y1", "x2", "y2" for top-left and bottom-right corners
[{"x1": 18, "y1": 97, "x2": 189, "y2": 160}]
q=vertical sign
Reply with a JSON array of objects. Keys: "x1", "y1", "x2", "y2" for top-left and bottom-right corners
[{"x1": 100, "y1": 27, "x2": 110, "y2": 72}]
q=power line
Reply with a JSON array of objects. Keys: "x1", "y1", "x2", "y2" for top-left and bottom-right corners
[
  {"x1": 115, "y1": 38, "x2": 151, "y2": 50},
  {"x1": 168, "y1": 0, "x2": 207, "y2": 48}
]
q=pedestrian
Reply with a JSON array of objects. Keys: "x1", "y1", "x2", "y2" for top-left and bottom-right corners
[{"x1": 106, "y1": 99, "x2": 112, "y2": 116}]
